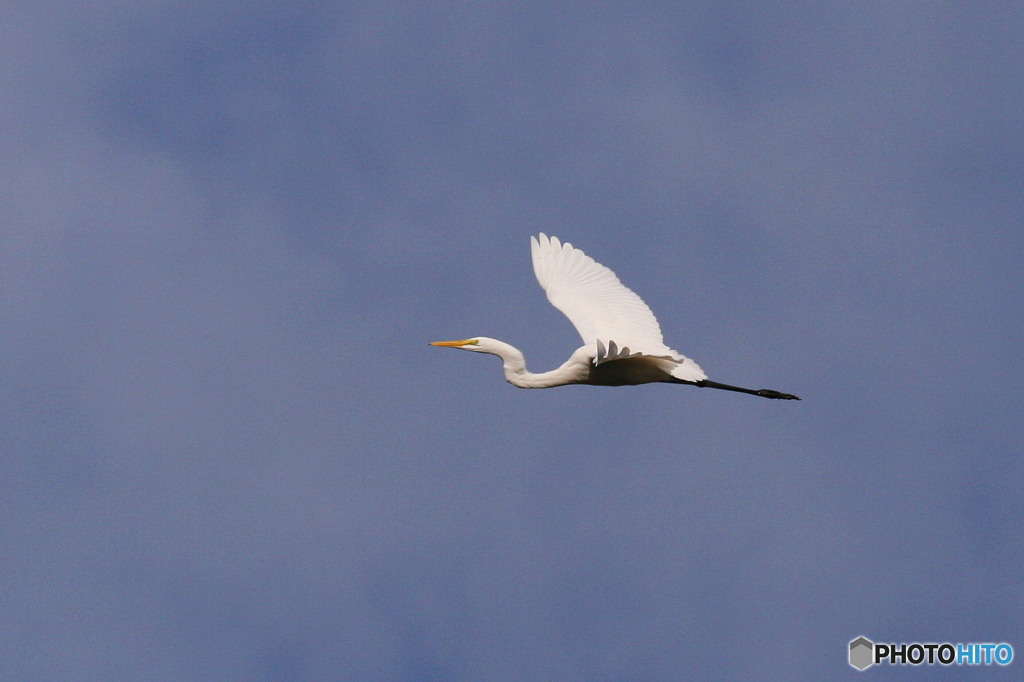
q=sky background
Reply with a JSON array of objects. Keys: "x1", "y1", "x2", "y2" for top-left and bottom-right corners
[{"x1": 2, "y1": 2, "x2": 1022, "y2": 680}]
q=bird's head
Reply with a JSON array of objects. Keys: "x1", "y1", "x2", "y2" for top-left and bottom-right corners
[{"x1": 430, "y1": 337, "x2": 520, "y2": 360}]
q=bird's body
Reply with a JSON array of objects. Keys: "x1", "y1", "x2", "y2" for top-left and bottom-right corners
[{"x1": 432, "y1": 234, "x2": 799, "y2": 400}]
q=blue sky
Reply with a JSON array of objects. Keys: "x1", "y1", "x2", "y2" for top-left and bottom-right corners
[{"x1": 2, "y1": 2, "x2": 1022, "y2": 679}]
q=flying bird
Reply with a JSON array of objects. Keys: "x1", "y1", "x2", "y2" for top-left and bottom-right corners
[{"x1": 431, "y1": 234, "x2": 800, "y2": 400}]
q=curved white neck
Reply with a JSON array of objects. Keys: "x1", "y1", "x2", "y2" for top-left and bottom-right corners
[{"x1": 482, "y1": 339, "x2": 584, "y2": 388}]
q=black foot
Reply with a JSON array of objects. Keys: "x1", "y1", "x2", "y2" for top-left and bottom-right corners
[{"x1": 755, "y1": 389, "x2": 801, "y2": 400}]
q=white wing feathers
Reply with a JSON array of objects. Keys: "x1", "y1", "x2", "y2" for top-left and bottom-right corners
[{"x1": 530, "y1": 233, "x2": 707, "y2": 381}]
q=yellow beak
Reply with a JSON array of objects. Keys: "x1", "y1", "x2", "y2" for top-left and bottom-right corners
[{"x1": 430, "y1": 339, "x2": 476, "y2": 347}]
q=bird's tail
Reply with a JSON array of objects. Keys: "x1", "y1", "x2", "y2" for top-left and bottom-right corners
[{"x1": 669, "y1": 357, "x2": 707, "y2": 383}]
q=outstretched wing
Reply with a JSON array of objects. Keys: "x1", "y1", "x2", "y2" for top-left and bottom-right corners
[
  {"x1": 531, "y1": 233, "x2": 706, "y2": 382},
  {"x1": 531, "y1": 233, "x2": 672, "y2": 355}
]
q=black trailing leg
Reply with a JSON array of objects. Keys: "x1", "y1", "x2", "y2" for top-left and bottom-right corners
[{"x1": 690, "y1": 379, "x2": 800, "y2": 400}]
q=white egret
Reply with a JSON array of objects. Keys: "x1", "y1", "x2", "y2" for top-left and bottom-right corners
[{"x1": 432, "y1": 234, "x2": 800, "y2": 400}]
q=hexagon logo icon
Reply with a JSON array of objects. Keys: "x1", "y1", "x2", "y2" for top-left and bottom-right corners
[{"x1": 849, "y1": 636, "x2": 874, "y2": 670}]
